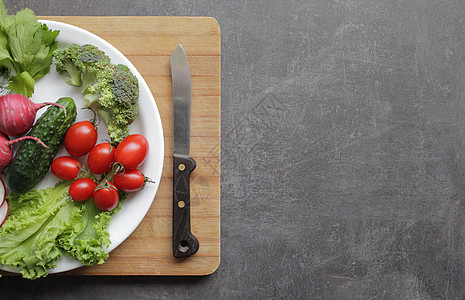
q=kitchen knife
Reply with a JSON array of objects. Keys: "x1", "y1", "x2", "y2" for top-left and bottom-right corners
[{"x1": 170, "y1": 44, "x2": 200, "y2": 258}]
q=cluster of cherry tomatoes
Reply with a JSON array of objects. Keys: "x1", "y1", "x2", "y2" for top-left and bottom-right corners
[{"x1": 50, "y1": 120, "x2": 149, "y2": 211}]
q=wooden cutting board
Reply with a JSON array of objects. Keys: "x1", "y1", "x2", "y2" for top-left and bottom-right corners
[{"x1": 37, "y1": 16, "x2": 221, "y2": 276}]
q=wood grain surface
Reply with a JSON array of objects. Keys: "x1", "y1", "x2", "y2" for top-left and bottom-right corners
[{"x1": 36, "y1": 16, "x2": 221, "y2": 276}]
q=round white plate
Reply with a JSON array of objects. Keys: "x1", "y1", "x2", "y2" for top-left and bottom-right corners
[{"x1": 0, "y1": 20, "x2": 164, "y2": 274}]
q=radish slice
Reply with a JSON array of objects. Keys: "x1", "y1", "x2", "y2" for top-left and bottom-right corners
[
  {"x1": 0, "y1": 200, "x2": 8, "y2": 228},
  {"x1": 0, "y1": 177, "x2": 5, "y2": 207}
]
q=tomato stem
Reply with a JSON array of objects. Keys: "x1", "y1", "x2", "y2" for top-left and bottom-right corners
[
  {"x1": 144, "y1": 176, "x2": 156, "y2": 184},
  {"x1": 82, "y1": 107, "x2": 100, "y2": 127},
  {"x1": 111, "y1": 162, "x2": 125, "y2": 176},
  {"x1": 94, "y1": 180, "x2": 114, "y2": 191},
  {"x1": 77, "y1": 164, "x2": 96, "y2": 180}
]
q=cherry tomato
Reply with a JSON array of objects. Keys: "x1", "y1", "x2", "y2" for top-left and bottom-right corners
[
  {"x1": 115, "y1": 134, "x2": 149, "y2": 171},
  {"x1": 113, "y1": 169, "x2": 148, "y2": 192},
  {"x1": 69, "y1": 178, "x2": 96, "y2": 201},
  {"x1": 87, "y1": 143, "x2": 115, "y2": 174},
  {"x1": 93, "y1": 181, "x2": 119, "y2": 211},
  {"x1": 51, "y1": 156, "x2": 81, "y2": 180},
  {"x1": 65, "y1": 121, "x2": 98, "y2": 157}
]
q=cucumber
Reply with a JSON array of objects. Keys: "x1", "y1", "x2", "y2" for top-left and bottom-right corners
[{"x1": 6, "y1": 97, "x2": 77, "y2": 193}]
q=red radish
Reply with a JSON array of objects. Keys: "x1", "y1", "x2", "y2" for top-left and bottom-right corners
[
  {"x1": 0, "y1": 177, "x2": 5, "y2": 207},
  {"x1": 0, "y1": 94, "x2": 66, "y2": 136},
  {"x1": 0, "y1": 200, "x2": 9, "y2": 228},
  {"x1": 0, "y1": 132, "x2": 47, "y2": 171}
]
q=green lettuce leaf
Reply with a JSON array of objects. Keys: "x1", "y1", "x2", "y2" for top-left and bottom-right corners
[
  {"x1": 0, "y1": 181, "x2": 122, "y2": 279},
  {"x1": 57, "y1": 196, "x2": 123, "y2": 266},
  {"x1": 0, "y1": 181, "x2": 72, "y2": 279}
]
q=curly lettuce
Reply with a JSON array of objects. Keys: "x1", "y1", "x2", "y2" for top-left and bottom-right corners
[
  {"x1": 57, "y1": 195, "x2": 121, "y2": 266},
  {"x1": 0, "y1": 181, "x2": 123, "y2": 279}
]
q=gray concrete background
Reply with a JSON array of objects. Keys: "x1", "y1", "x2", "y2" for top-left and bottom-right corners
[{"x1": 2, "y1": 0, "x2": 465, "y2": 299}]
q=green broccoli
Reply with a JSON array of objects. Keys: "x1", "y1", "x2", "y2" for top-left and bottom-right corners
[
  {"x1": 78, "y1": 44, "x2": 112, "y2": 93},
  {"x1": 53, "y1": 44, "x2": 139, "y2": 144},
  {"x1": 84, "y1": 64, "x2": 139, "y2": 143},
  {"x1": 53, "y1": 43, "x2": 82, "y2": 86},
  {"x1": 53, "y1": 44, "x2": 111, "y2": 89}
]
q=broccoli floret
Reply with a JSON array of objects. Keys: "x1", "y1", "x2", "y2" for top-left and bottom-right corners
[
  {"x1": 110, "y1": 64, "x2": 139, "y2": 109},
  {"x1": 96, "y1": 109, "x2": 130, "y2": 143},
  {"x1": 53, "y1": 44, "x2": 82, "y2": 86},
  {"x1": 90, "y1": 64, "x2": 139, "y2": 117},
  {"x1": 53, "y1": 44, "x2": 139, "y2": 145},
  {"x1": 84, "y1": 64, "x2": 139, "y2": 144},
  {"x1": 53, "y1": 44, "x2": 111, "y2": 89},
  {"x1": 78, "y1": 44, "x2": 111, "y2": 93}
]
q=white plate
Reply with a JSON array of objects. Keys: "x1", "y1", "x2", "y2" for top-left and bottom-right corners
[{"x1": 0, "y1": 20, "x2": 164, "y2": 274}]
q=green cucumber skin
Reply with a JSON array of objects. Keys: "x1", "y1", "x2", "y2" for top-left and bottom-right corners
[{"x1": 6, "y1": 97, "x2": 77, "y2": 193}]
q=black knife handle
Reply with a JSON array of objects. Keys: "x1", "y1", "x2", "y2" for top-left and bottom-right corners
[{"x1": 173, "y1": 155, "x2": 199, "y2": 258}]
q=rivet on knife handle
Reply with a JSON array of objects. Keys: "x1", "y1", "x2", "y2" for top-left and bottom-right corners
[{"x1": 173, "y1": 155, "x2": 199, "y2": 257}]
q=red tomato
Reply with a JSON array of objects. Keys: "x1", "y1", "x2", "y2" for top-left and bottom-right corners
[
  {"x1": 93, "y1": 182, "x2": 119, "y2": 211},
  {"x1": 115, "y1": 134, "x2": 149, "y2": 171},
  {"x1": 87, "y1": 143, "x2": 115, "y2": 174},
  {"x1": 69, "y1": 178, "x2": 96, "y2": 201},
  {"x1": 51, "y1": 156, "x2": 81, "y2": 180},
  {"x1": 113, "y1": 169, "x2": 147, "y2": 192},
  {"x1": 65, "y1": 121, "x2": 98, "y2": 157}
]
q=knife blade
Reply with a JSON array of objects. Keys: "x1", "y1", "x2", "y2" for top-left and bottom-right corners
[{"x1": 170, "y1": 44, "x2": 199, "y2": 258}]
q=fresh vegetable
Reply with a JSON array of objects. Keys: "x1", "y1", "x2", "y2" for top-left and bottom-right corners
[
  {"x1": 0, "y1": 199, "x2": 8, "y2": 228},
  {"x1": 51, "y1": 156, "x2": 81, "y2": 181},
  {"x1": 53, "y1": 43, "x2": 111, "y2": 88},
  {"x1": 113, "y1": 169, "x2": 151, "y2": 192},
  {"x1": 64, "y1": 120, "x2": 98, "y2": 157},
  {"x1": 53, "y1": 44, "x2": 139, "y2": 144},
  {"x1": 54, "y1": 43, "x2": 82, "y2": 86},
  {"x1": 0, "y1": 94, "x2": 66, "y2": 136},
  {"x1": 87, "y1": 142, "x2": 115, "y2": 175},
  {"x1": 93, "y1": 181, "x2": 119, "y2": 211},
  {"x1": 0, "y1": 1, "x2": 60, "y2": 97},
  {"x1": 69, "y1": 178, "x2": 96, "y2": 202},
  {"x1": 0, "y1": 181, "x2": 123, "y2": 279},
  {"x1": 114, "y1": 134, "x2": 148, "y2": 171},
  {"x1": 6, "y1": 97, "x2": 77, "y2": 193},
  {"x1": 0, "y1": 131, "x2": 47, "y2": 171},
  {"x1": 85, "y1": 63, "x2": 139, "y2": 145}
]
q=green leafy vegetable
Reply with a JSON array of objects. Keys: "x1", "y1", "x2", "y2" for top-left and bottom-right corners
[
  {"x1": 53, "y1": 44, "x2": 139, "y2": 145},
  {"x1": 0, "y1": 0, "x2": 59, "y2": 97},
  {"x1": 0, "y1": 181, "x2": 124, "y2": 279}
]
